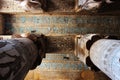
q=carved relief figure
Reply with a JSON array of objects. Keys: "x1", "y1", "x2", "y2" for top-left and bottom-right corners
[
  {"x1": 75, "y1": 0, "x2": 119, "y2": 12},
  {"x1": 15, "y1": 0, "x2": 47, "y2": 12}
]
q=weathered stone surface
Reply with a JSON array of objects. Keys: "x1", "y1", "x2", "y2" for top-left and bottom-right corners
[{"x1": 1, "y1": 12, "x2": 119, "y2": 80}]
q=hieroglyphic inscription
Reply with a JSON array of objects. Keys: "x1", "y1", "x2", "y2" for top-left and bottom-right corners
[
  {"x1": 46, "y1": 36, "x2": 75, "y2": 53},
  {"x1": 3, "y1": 15, "x2": 120, "y2": 35},
  {"x1": 39, "y1": 61, "x2": 88, "y2": 70}
]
